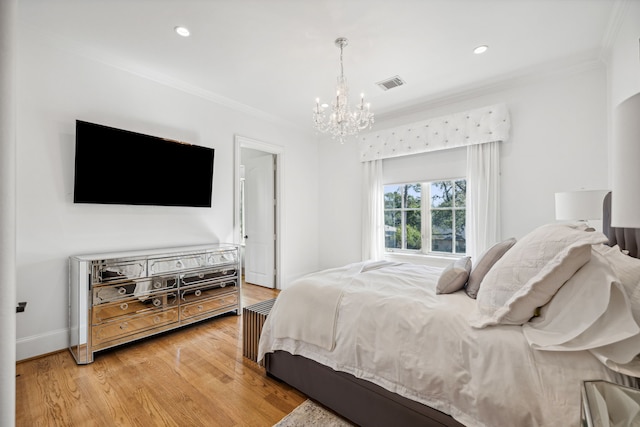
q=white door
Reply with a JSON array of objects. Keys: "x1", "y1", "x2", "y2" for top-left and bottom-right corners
[{"x1": 244, "y1": 153, "x2": 275, "y2": 288}]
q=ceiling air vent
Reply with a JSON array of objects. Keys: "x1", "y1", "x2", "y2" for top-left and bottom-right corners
[{"x1": 376, "y1": 75, "x2": 405, "y2": 91}]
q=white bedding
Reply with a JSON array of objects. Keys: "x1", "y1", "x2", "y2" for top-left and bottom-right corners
[
  {"x1": 268, "y1": 261, "x2": 401, "y2": 350},
  {"x1": 258, "y1": 261, "x2": 632, "y2": 427}
]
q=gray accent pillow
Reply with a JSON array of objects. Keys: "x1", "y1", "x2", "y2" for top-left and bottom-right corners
[
  {"x1": 436, "y1": 256, "x2": 472, "y2": 294},
  {"x1": 465, "y1": 238, "x2": 517, "y2": 298}
]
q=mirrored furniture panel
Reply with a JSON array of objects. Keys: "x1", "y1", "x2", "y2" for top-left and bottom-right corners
[
  {"x1": 581, "y1": 380, "x2": 640, "y2": 427},
  {"x1": 69, "y1": 243, "x2": 240, "y2": 364}
]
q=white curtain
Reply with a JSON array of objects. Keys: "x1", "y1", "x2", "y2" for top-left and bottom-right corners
[
  {"x1": 466, "y1": 141, "x2": 501, "y2": 261},
  {"x1": 362, "y1": 159, "x2": 384, "y2": 261}
]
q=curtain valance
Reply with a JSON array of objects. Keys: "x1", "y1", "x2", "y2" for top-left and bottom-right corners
[{"x1": 359, "y1": 104, "x2": 510, "y2": 162}]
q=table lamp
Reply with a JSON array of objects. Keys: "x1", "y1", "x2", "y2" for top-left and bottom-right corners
[{"x1": 555, "y1": 190, "x2": 609, "y2": 227}]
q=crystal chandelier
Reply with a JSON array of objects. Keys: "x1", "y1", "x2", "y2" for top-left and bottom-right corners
[{"x1": 313, "y1": 37, "x2": 374, "y2": 143}]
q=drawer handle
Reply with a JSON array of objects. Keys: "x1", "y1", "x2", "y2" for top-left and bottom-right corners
[
  {"x1": 176, "y1": 260, "x2": 184, "y2": 268},
  {"x1": 153, "y1": 281, "x2": 162, "y2": 289},
  {"x1": 152, "y1": 298, "x2": 161, "y2": 307},
  {"x1": 220, "y1": 283, "x2": 226, "y2": 288},
  {"x1": 120, "y1": 302, "x2": 129, "y2": 310},
  {"x1": 197, "y1": 305, "x2": 203, "y2": 312},
  {"x1": 198, "y1": 273, "x2": 204, "y2": 279},
  {"x1": 118, "y1": 287, "x2": 127, "y2": 295},
  {"x1": 194, "y1": 290, "x2": 202, "y2": 297},
  {"x1": 120, "y1": 322, "x2": 128, "y2": 330},
  {"x1": 154, "y1": 316, "x2": 161, "y2": 324}
]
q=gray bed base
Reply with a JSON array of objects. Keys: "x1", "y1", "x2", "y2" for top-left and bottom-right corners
[{"x1": 265, "y1": 351, "x2": 464, "y2": 427}]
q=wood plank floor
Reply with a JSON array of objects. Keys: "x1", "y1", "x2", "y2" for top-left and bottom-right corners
[{"x1": 16, "y1": 283, "x2": 306, "y2": 427}]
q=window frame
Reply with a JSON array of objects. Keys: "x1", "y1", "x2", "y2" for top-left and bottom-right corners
[{"x1": 384, "y1": 178, "x2": 466, "y2": 256}]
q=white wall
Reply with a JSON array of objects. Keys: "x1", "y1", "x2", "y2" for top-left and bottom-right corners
[
  {"x1": 15, "y1": 30, "x2": 319, "y2": 360},
  {"x1": 318, "y1": 63, "x2": 609, "y2": 269},
  {"x1": 1, "y1": 0, "x2": 17, "y2": 424},
  {"x1": 318, "y1": 140, "x2": 362, "y2": 268},
  {"x1": 606, "y1": 0, "x2": 640, "y2": 107}
]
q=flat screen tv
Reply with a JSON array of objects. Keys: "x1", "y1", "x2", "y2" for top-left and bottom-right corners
[{"x1": 73, "y1": 120, "x2": 215, "y2": 207}]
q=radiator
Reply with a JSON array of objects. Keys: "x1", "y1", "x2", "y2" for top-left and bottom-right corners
[{"x1": 242, "y1": 298, "x2": 276, "y2": 364}]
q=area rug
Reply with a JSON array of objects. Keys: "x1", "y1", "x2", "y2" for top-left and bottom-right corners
[{"x1": 274, "y1": 399, "x2": 355, "y2": 426}]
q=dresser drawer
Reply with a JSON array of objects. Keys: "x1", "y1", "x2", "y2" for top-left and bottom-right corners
[
  {"x1": 180, "y1": 292, "x2": 238, "y2": 321},
  {"x1": 93, "y1": 276, "x2": 178, "y2": 305},
  {"x1": 93, "y1": 258, "x2": 147, "y2": 283},
  {"x1": 148, "y1": 253, "x2": 205, "y2": 275},
  {"x1": 180, "y1": 267, "x2": 237, "y2": 291},
  {"x1": 92, "y1": 292, "x2": 178, "y2": 324},
  {"x1": 203, "y1": 248, "x2": 238, "y2": 267},
  {"x1": 92, "y1": 308, "x2": 179, "y2": 346},
  {"x1": 180, "y1": 280, "x2": 237, "y2": 304}
]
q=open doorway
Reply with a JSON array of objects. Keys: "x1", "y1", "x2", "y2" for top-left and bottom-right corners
[{"x1": 234, "y1": 136, "x2": 282, "y2": 289}]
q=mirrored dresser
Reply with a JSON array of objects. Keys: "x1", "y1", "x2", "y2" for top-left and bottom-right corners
[{"x1": 69, "y1": 243, "x2": 240, "y2": 364}]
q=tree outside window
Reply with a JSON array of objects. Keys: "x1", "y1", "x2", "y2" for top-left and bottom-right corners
[
  {"x1": 384, "y1": 179, "x2": 466, "y2": 255},
  {"x1": 384, "y1": 184, "x2": 421, "y2": 250}
]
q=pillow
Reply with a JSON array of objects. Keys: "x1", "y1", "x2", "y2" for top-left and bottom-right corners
[
  {"x1": 436, "y1": 257, "x2": 472, "y2": 294},
  {"x1": 465, "y1": 238, "x2": 517, "y2": 298},
  {"x1": 593, "y1": 244, "x2": 640, "y2": 290},
  {"x1": 470, "y1": 223, "x2": 608, "y2": 328},
  {"x1": 593, "y1": 244, "x2": 640, "y2": 325},
  {"x1": 523, "y1": 250, "x2": 640, "y2": 364}
]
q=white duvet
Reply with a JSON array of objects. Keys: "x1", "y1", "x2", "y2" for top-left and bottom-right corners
[{"x1": 258, "y1": 261, "x2": 631, "y2": 427}]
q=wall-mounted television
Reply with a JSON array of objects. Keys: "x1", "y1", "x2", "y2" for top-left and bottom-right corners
[{"x1": 73, "y1": 120, "x2": 215, "y2": 207}]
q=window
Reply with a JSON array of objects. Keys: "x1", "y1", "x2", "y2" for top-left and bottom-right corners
[
  {"x1": 384, "y1": 184, "x2": 422, "y2": 250},
  {"x1": 384, "y1": 179, "x2": 466, "y2": 255}
]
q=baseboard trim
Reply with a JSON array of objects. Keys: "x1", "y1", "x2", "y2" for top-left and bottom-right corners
[
  {"x1": 16, "y1": 328, "x2": 67, "y2": 362},
  {"x1": 16, "y1": 348, "x2": 67, "y2": 364}
]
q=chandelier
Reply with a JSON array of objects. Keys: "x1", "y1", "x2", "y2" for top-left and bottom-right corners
[{"x1": 313, "y1": 37, "x2": 374, "y2": 143}]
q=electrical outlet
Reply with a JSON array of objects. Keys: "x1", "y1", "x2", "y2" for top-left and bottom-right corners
[{"x1": 16, "y1": 302, "x2": 27, "y2": 313}]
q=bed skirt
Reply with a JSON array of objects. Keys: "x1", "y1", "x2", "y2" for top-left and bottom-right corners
[{"x1": 264, "y1": 351, "x2": 465, "y2": 427}]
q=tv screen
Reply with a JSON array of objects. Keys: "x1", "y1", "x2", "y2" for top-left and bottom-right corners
[{"x1": 73, "y1": 120, "x2": 215, "y2": 207}]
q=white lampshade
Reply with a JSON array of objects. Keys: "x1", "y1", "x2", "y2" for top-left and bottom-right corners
[
  {"x1": 555, "y1": 190, "x2": 609, "y2": 221},
  {"x1": 612, "y1": 92, "x2": 640, "y2": 228}
]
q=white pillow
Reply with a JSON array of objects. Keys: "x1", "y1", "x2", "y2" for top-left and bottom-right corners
[
  {"x1": 523, "y1": 250, "x2": 640, "y2": 361},
  {"x1": 470, "y1": 223, "x2": 608, "y2": 328},
  {"x1": 593, "y1": 244, "x2": 640, "y2": 289},
  {"x1": 593, "y1": 244, "x2": 640, "y2": 325},
  {"x1": 436, "y1": 257, "x2": 471, "y2": 294}
]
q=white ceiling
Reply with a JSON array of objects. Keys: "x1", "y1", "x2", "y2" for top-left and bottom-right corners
[{"x1": 18, "y1": 0, "x2": 618, "y2": 129}]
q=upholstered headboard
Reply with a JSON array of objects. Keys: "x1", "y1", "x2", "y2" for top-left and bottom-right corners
[{"x1": 603, "y1": 191, "x2": 640, "y2": 258}]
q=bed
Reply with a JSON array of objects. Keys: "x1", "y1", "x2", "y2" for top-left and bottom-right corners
[{"x1": 259, "y1": 192, "x2": 640, "y2": 427}]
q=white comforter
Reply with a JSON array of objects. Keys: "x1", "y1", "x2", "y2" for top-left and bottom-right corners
[{"x1": 258, "y1": 261, "x2": 630, "y2": 427}]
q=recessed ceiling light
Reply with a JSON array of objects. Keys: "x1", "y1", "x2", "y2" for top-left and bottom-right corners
[
  {"x1": 473, "y1": 45, "x2": 488, "y2": 55},
  {"x1": 174, "y1": 26, "x2": 190, "y2": 37}
]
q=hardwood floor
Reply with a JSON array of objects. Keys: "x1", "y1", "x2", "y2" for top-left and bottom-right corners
[{"x1": 16, "y1": 283, "x2": 306, "y2": 427}]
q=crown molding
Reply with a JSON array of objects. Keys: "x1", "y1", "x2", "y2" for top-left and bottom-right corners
[{"x1": 600, "y1": 0, "x2": 629, "y2": 59}]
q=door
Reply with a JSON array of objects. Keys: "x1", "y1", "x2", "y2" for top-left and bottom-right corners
[{"x1": 243, "y1": 153, "x2": 275, "y2": 288}]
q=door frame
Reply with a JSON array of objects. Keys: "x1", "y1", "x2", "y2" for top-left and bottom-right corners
[{"x1": 234, "y1": 135, "x2": 283, "y2": 290}]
